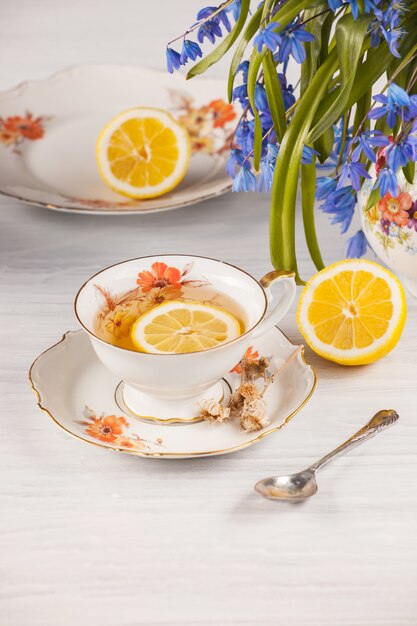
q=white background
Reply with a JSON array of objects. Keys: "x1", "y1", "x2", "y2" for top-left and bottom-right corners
[{"x1": 1, "y1": 2, "x2": 417, "y2": 625}]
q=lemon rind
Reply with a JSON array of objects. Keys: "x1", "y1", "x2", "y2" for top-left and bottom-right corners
[
  {"x1": 96, "y1": 107, "x2": 191, "y2": 199},
  {"x1": 296, "y1": 259, "x2": 407, "y2": 365}
]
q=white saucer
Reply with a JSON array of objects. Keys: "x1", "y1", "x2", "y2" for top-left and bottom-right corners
[
  {"x1": 29, "y1": 329, "x2": 316, "y2": 459},
  {"x1": 0, "y1": 64, "x2": 237, "y2": 215}
]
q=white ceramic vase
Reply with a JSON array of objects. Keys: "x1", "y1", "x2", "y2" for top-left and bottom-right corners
[{"x1": 358, "y1": 165, "x2": 417, "y2": 297}]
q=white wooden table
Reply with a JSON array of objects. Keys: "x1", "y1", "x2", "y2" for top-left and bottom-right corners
[{"x1": 1, "y1": 2, "x2": 417, "y2": 625}]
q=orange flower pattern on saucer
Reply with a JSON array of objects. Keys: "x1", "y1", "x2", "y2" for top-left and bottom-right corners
[{"x1": 79, "y1": 406, "x2": 163, "y2": 451}]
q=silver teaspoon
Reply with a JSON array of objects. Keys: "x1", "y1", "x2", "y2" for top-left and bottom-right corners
[{"x1": 255, "y1": 409, "x2": 399, "y2": 502}]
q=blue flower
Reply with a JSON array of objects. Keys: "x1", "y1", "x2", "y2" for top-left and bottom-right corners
[
  {"x1": 404, "y1": 95, "x2": 417, "y2": 122},
  {"x1": 180, "y1": 39, "x2": 203, "y2": 64},
  {"x1": 386, "y1": 139, "x2": 414, "y2": 173},
  {"x1": 347, "y1": 230, "x2": 368, "y2": 258},
  {"x1": 226, "y1": 0, "x2": 242, "y2": 22},
  {"x1": 319, "y1": 186, "x2": 356, "y2": 234},
  {"x1": 369, "y1": 83, "x2": 411, "y2": 128},
  {"x1": 277, "y1": 25, "x2": 315, "y2": 64},
  {"x1": 301, "y1": 145, "x2": 319, "y2": 164},
  {"x1": 254, "y1": 83, "x2": 269, "y2": 112},
  {"x1": 374, "y1": 167, "x2": 398, "y2": 197},
  {"x1": 232, "y1": 61, "x2": 249, "y2": 106},
  {"x1": 237, "y1": 60, "x2": 249, "y2": 82},
  {"x1": 232, "y1": 84, "x2": 248, "y2": 106},
  {"x1": 348, "y1": 0, "x2": 360, "y2": 20},
  {"x1": 337, "y1": 160, "x2": 371, "y2": 191},
  {"x1": 166, "y1": 47, "x2": 181, "y2": 73},
  {"x1": 370, "y1": 2, "x2": 404, "y2": 58},
  {"x1": 258, "y1": 143, "x2": 279, "y2": 192},
  {"x1": 351, "y1": 130, "x2": 390, "y2": 162},
  {"x1": 196, "y1": 7, "x2": 226, "y2": 44},
  {"x1": 316, "y1": 176, "x2": 338, "y2": 199},
  {"x1": 278, "y1": 73, "x2": 296, "y2": 110},
  {"x1": 254, "y1": 22, "x2": 282, "y2": 53},
  {"x1": 235, "y1": 118, "x2": 254, "y2": 155},
  {"x1": 226, "y1": 149, "x2": 245, "y2": 178},
  {"x1": 197, "y1": 5, "x2": 231, "y2": 32},
  {"x1": 232, "y1": 165, "x2": 257, "y2": 192}
]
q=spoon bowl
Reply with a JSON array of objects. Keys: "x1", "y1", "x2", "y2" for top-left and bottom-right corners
[
  {"x1": 255, "y1": 409, "x2": 399, "y2": 502},
  {"x1": 255, "y1": 470, "x2": 318, "y2": 502}
]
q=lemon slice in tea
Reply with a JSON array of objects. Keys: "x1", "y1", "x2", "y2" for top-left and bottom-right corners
[{"x1": 131, "y1": 300, "x2": 242, "y2": 354}]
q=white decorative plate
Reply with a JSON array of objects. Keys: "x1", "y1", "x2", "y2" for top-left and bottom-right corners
[
  {"x1": 0, "y1": 64, "x2": 237, "y2": 214},
  {"x1": 29, "y1": 328, "x2": 316, "y2": 459}
]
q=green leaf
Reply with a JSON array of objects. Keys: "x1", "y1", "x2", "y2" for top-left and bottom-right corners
[
  {"x1": 365, "y1": 186, "x2": 381, "y2": 212},
  {"x1": 313, "y1": 126, "x2": 334, "y2": 163},
  {"x1": 227, "y1": 4, "x2": 263, "y2": 101},
  {"x1": 262, "y1": 51, "x2": 286, "y2": 142},
  {"x1": 301, "y1": 157, "x2": 325, "y2": 271},
  {"x1": 319, "y1": 13, "x2": 333, "y2": 64},
  {"x1": 347, "y1": 18, "x2": 417, "y2": 108},
  {"x1": 309, "y1": 14, "x2": 371, "y2": 143},
  {"x1": 269, "y1": 0, "x2": 323, "y2": 27},
  {"x1": 300, "y1": 4, "x2": 330, "y2": 95},
  {"x1": 353, "y1": 86, "x2": 371, "y2": 135},
  {"x1": 246, "y1": 0, "x2": 319, "y2": 169},
  {"x1": 247, "y1": 48, "x2": 265, "y2": 169},
  {"x1": 270, "y1": 48, "x2": 339, "y2": 276},
  {"x1": 403, "y1": 161, "x2": 415, "y2": 185},
  {"x1": 187, "y1": 0, "x2": 250, "y2": 79}
]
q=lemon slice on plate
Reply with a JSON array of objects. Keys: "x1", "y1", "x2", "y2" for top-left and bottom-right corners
[
  {"x1": 96, "y1": 107, "x2": 191, "y2": 199},
  {"x1": 131, "y1": 300, "x2": 241, "y2": 354},
  {"x1": 297, "y1": 259, "x2": 406, "y2": 365}
]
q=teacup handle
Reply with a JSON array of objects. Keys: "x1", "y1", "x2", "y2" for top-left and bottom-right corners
[{"x1": 251, "y1": 270, "x2": 297, "y2": 339}]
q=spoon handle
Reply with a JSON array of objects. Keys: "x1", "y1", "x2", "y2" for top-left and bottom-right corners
[{"x1": 309, "y1": 409, "x2": 399, "y2": 473}]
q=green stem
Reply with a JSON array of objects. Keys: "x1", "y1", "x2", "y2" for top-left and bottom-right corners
[{"x1": 301, "y1": 157, "x2": 325, "y2": 272}]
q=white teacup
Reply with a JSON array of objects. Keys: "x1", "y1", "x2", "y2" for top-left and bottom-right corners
[{"x1": 75, "y1": 255, "x2": 296, "y2": 422}]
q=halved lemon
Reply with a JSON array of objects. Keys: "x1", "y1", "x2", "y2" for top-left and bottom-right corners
[
  {"x1": 131, "y1": 300, "x2": 241, "y2": 354},
  {"x1": 96, "y1": 107, "x2": 191, "y2": 199},
  {"x1": 297, "y1": 259, "x2": 406, "y2": 365}
]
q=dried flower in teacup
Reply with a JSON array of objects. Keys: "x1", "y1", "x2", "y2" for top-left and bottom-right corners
[{"x1": 199, "y1": 398, "x2": 231, "y2": 423}]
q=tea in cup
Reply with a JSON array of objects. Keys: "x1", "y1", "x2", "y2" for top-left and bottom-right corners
[{"x1": 75, "y1": 255, "x2": 296, "y2": 422}]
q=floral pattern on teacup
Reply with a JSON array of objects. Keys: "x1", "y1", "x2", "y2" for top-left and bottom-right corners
[
  {"x1": 78, "y1": 406, "x2": 163, "y2": 451},
  {"x1": 363, "y1": 190, "x2": 417, "y2": 255},
  {"x1": 0, "y1": 112, "x2": 49, "y2": 153},
  {"x1": 94, "y1": 260, "x2": 211, "y2": 341}
]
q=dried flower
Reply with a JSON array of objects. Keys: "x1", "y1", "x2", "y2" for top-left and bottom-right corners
[
  {"x1": 237, "y1": 382, "x2": 261, "y2": 401},
  {"x1": 199, "y1": 398, "x2": 231, "y2": 423},
  {"x1": 239, "y1": 398, "x2": 270, "y2": 433}
]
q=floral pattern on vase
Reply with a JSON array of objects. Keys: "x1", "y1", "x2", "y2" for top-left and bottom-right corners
[
  {"x1": 361, "y1": 183, "x2": 417, "y2": 256},
  {"x1": 359, "y1": 166, "x2": 417, "y2": 296}
]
